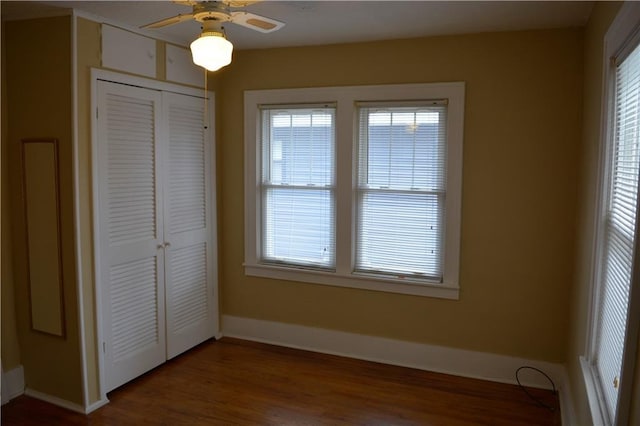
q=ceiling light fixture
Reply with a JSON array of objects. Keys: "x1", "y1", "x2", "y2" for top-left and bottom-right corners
[{"x1": 190, "y1": 21, "x2": 233, "y2": 72}]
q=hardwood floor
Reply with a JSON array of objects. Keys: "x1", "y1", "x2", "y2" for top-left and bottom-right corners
[{"x1": 2, "y1": 338, "x2": 560, "y2": 425}]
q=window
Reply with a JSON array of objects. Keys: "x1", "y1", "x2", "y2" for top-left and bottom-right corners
[
  {"x1": 260, "y1": 106, "x2": 336, "y2": 269},
  {"x1": 244, "y1": 83, "x2": 464, "y2": 299},
  {"x1": 582, "y1": 3, "x2": 640, "y2": 425},
  {"x1": 356, "y1": 103, "x2": 446, "y2": 281}
]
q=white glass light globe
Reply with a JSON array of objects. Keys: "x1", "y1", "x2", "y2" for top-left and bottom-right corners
[{"x1": 190, "y1": 33, "x2": 233, "y2": 72}]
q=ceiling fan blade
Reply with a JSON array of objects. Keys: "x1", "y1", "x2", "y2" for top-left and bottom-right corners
[
  {"x1": 230, "y1": 11, "x2": 284, "y2": 33},
  {"x1": 140, "y1": 13, "x2": 195, "y2": 29},
  {"x1": 226, "y1": 1, "x2": 261, "y2": 7}
]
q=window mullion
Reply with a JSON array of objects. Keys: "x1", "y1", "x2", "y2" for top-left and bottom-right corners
[{"x1": 335, "y1": 98, "x2": 355, "y2": 276}]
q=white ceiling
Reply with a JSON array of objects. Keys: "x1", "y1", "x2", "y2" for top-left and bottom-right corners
[{"x1": 2, "y1": 1, "x2": 594, "y2": 50}]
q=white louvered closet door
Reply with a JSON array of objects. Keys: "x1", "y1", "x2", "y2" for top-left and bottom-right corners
[
  {"x1": 162, "y1": 92, "x2": 216, "y2": 359},
  {"x1": 97, "y1": 81, "x2": 166, "y2": 392}
]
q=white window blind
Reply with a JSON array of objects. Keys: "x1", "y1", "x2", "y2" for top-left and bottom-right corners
[
  {"x1": 356, "y1": 103, "x2": 447, "y2": 281},
  {"x1": 260, "y1": 106, "x2": 336, "y2": 269},
  {"x1": 595, "y1": 41, "x2": 640, "y2": 423}
]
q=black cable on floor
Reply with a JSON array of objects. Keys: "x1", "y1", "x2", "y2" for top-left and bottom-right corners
[{"x1": 515, "y1": 366, "x2": 557, "y2": 412}]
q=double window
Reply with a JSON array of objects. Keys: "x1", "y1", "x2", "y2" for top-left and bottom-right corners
[{"x1": 244, "y1": 83, "x2": 464, "y2": 299}]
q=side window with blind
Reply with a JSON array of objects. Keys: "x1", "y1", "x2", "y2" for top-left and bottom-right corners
[
  {"x1": 244, "y1": 83, "x2": 464, "y2": 299},
  {"x1": 595, "y1": 42, "x2": 639, "y2": 422},
  {"x1": 582, "y1": 4, "x2": 640, "y2": 425}
]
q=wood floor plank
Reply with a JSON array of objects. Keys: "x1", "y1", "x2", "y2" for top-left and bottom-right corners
[{"x1": 2, "y1": 338, "x2": 561, "y2": 425}]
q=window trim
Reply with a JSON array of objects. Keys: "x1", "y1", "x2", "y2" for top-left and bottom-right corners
[
  {"x1": 244, "y1": 83, "x2": 464, "y2": 299},
  {"x1": 582, "y1": 3, "x2": 640, "y2": 425}
]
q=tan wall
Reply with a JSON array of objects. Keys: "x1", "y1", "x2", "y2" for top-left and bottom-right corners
[
  {"x1": 1, "y1": 19, "x2": 22, "y2": 372},
  {"x1": 218, "y1": 28, "x2": 583, "y2": 363},
  {"x1": 567, "y1": 2, "x2": 632, "y2": 424},
  {"x1": 4, "y1": 16, "x2": 83, "y2": 404}
]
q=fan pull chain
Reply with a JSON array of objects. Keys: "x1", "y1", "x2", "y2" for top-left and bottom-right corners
[{"x1": 203, "y1": 67, "x2": 209, "y2": 130}]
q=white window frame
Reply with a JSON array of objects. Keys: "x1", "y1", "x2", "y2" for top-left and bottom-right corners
[
  {"x1": 581, "y1": 3, "x2": 640, "y2": 425},
  {"x1": 244, "y1": 83, "x2": 464, "y2": 299}
]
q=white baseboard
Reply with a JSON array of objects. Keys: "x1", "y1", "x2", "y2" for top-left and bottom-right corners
[
  {"x1": 222, "y1": 315, "x2": 575, "y2": 423},
  {"x1": 1, "y1": 364, "x2": 109, "y2": 414},
  {"x1": 84, "y1": 397, "x2": 110, "y2": 414},
  {"x1": 20, "y1": 388, "x2": 108, "y2": 414},
  {"x1": 1, "y1": 365, "x2": 109, "y2": 414},
  {"x1": 1, "y1": 365, "x2": 25, "y2": 405},
  {"x1": 24, "y1": 388, "x2": 86, "y2": 414}
]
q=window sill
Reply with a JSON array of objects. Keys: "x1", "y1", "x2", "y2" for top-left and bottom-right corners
[{"x1": 244, "y1": 263, "x2": 460, "y2": 300}]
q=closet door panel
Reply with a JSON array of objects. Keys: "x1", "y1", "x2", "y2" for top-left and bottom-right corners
[
  {"x1": 163, "y1": 92, "x2": 216, "y2": 359},
  {"x1": 97, "y1": 81, "x2": 166, "y2": 392}
]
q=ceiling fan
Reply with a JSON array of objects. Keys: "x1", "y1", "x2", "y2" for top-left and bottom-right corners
[{"x1": 141, "y1": 0, "x2": 285, "y2": 71}]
